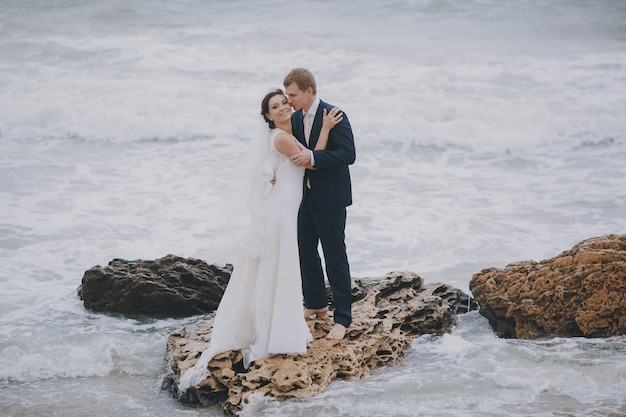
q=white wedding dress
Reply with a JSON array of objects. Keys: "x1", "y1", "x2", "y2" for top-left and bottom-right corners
[{"x1": 178, "y1": 128, "x2": 312, "y2": 393}]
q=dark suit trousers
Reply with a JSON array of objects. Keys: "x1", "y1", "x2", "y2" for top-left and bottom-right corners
[{"x1": 298, "y1": 191, "x2": 352, "y2": 327}]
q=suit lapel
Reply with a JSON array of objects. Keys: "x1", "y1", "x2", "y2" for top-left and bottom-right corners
[{"x1": 294, "y1": 110, "x2": 307, "y2": 147}]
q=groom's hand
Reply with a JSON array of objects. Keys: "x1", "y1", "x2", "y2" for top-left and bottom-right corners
[{"x1": 291, "y1": 148, "x2": 313, "y2": 169}]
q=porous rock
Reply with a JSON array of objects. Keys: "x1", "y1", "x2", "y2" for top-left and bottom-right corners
[
  {"x1": 470, "y1": 234, "x2": 626, "y2": 339},
  {"x1": 162, "y1": 271, "x2": 477, "y2": 413}
]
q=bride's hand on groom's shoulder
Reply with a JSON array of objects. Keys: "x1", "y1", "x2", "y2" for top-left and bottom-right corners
[{"x1": 322, "y1": 107, "x2": 343, "y2": 131}]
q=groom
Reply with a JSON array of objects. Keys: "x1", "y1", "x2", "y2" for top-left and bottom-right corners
[{"x1": 283, "y1": 68, "x2": 356, "y2": 340}]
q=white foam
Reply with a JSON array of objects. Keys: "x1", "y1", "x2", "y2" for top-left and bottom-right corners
[{"x1": 2, "y1": 1, "x2": 625, "y2": 152}]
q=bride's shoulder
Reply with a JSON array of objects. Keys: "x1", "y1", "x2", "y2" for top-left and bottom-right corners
[
  {"x1": 272, "y1": 130, "x2": 300, "y2": 155},
  {"x1": 272, "y1": 129, "x2": 295, "y2": 145}
]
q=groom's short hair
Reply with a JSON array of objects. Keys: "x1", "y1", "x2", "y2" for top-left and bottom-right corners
[{"x1": 284, "y1": 68, "x2": 317, "y2": 95}]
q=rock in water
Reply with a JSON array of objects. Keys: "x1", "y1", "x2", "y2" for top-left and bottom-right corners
[
  {"x1": 162, "y1": 271, "x2": 477, "y2": 413},
  {"x1": 470, "y1": 234, "x2": 626, "y2": 339},
  {"x1": 77, "y1": 255, "x2": 232, "y2": 316}
]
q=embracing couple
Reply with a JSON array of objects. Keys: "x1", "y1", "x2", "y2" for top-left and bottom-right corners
[{"x1": 178, "y1": 68, "x2": 355, "y2": 393}]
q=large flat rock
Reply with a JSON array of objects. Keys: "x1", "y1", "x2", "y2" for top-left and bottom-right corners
[{"x1": 162, "y1": 271, "x2": 477, "y2": 413}]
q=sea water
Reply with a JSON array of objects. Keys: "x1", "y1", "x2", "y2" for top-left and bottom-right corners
[{"x1": 1, "y1": 0, "x2": 625, "y2": 416}]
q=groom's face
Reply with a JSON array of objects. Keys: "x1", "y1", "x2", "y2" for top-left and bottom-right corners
[{"x1": 285, "y1": 83, "x2": 314, "y2": 112}]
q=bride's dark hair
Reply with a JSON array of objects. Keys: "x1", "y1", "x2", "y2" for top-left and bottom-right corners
[{"x1": 261, "y1": 88, "x2": 286, "y2": 129}]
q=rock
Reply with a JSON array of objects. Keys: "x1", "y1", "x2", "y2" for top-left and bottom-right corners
[
  {"x1": 162, "y1": 271, "x2": 478, "y2": 413},
  {"x1": 77, "y1": 255, "x2": 232, "y2": 316},
  {"x1": 470, "y1": 234, "x2": 626, "y2": 339}
]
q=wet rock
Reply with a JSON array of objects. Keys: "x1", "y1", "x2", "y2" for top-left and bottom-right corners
[
  {"x1": 470, "y1": 234, "x2": 626, "y2": 339},
  {"x1": 162, "y1": 271, "x2": 477, "y2": 413},
  {"x1": 77, "y1": 255, "x2": 232, "y2": 316}
]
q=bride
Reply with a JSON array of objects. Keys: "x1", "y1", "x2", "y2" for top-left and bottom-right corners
[{"x1": 178, "y1": 88, "x2": 343, "y2": 393}]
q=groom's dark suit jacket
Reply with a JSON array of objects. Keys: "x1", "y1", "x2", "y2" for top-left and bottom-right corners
[
  {"x1": 293, "y1": 99, "x2": 355, "y2": 327},
  {"x1": 291, "y1": 100, "x2": 356, "y2": 210}
]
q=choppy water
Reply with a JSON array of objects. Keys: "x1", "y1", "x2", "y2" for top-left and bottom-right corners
[{"x1": 1, "y1": 0, "x2": 625, "y2": 416}]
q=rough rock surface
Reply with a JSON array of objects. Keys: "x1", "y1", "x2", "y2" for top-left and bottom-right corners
[
  {"x1": 78, "y1": 255, "x2": 232, "y2": 316},
  {"x1": 470, "y1": 234, "x2": 626, "y2": 339},
  {"x1": 162, "y1": 271, "x2": 477, "y2": 414}
]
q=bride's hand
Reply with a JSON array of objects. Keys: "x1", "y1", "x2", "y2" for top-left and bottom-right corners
[{"x1": 322, "y1": 107, "x2": 343, "y2": 131}]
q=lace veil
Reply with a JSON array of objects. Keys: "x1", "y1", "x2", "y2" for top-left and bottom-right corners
[
  {"x1": 177, "y1": 125, "x2": 275, "y2": 394},
  {"x1": 240, "y1": 125, "x2": 275, "y2": 258}
]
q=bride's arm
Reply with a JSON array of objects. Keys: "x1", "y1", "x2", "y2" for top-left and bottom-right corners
[
  {"x1": 315, "y1": 107, "x2": 343, "y2": 150},
  {"x1": 274, "y1": 132, "x2": 304, "y2": 157}
]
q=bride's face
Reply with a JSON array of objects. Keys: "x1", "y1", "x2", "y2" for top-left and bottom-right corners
[{"x1": 267, "y1": 95, "x2": 292, "y2": 124}]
